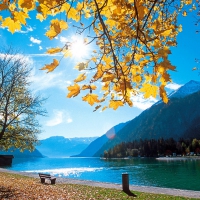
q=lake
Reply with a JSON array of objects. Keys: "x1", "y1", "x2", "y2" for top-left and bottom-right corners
[{"x1": 5, "y1": 157, "x2": 200, "y2": 191}]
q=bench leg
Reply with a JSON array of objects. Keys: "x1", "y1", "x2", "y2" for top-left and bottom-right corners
[
  {"x1": 41, "y1": 178, "x2": 45, "y2": 183},
  {"x1": 51, "y1": 179, "x2": 56, "y2": 184}
]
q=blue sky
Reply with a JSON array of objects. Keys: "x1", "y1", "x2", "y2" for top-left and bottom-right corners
[{"x1": 0, "y1": 9, "x2": 200, "y2": 139}]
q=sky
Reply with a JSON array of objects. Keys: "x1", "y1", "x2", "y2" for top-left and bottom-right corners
[{"x1": 0, "y1": 7, "x2": 200, "y2": 140}]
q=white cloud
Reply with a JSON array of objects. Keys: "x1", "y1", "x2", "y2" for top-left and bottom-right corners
[
  {"x1": 60, "y1": 36, "x2": 68, "y2": 43},
  {"x1": 0, "y1": 25, "x2": 33, "y2": 33},
  {"x1": 30, "y1": 36, "x2": 41, "y2": 44},
  {"x1": 166, "y1": 83, "x2": 182, "y2": 90},
  {"x1": 67, "y1": 118, "x2": 73, "y2": 123},
  {"x1": 131, "y1": 95, "x2": 158, "y2": 110},
  {"x1": 17, "y1": 26, "x2": 33, "y2": 33},
  {"x1": 29, "y1": 68, "x2": 71, "y2": 92},
  {"x1": 0, "y1": 53, "x2": 33, "y2": 66},
  {"x1": 26, "y1": 53, "x2": 62, "y2": 57},
  {"x1": 39, "y1": 46, "x2": 43, "y2": 50},
  {"x1": 45, "y1": 110, "x2": 63, "y2": 126},
  {"x1": 45, "y1": 110, "x2": 72, "y2": 126}
]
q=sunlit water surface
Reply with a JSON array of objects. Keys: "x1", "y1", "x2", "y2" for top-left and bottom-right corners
[{"x1": 5, "y1": 157, "x2": 200, "y2": 191}]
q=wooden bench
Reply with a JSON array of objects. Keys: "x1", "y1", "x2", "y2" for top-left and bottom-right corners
[{"x1": 38, "y1": 173, "x2": 56, "y2": 184}]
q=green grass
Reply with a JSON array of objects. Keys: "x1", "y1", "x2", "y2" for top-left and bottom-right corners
[{"x1": 0, "y1": 172, "x2": 199, "y2": 200}]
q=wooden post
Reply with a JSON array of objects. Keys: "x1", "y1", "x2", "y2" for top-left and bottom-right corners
[{"x1": 122, "y1": 173, "x2": 129, "y2": 191}]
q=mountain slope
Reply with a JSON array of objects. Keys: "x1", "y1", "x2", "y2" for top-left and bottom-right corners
[
  {"x1": 36, "y1": 136, "x2": 98, "y2": 157},
  {"x1": 73, "y1": 122, "x2": 128, "y2": 157},
  {"x1": 0, "y1": 148, "x2": 44, "y2": 158},
  {"x1": 94, "y1": 81, "x2": 200, "y2": 156},
  {"x1": 169, "y1": 80, "x2": 200, "y2": 98}
]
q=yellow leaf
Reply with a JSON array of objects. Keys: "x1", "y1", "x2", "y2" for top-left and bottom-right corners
[
  {"x1": 45, "y1": 19, "x2": 68, "y2": 40},
  {"x1": 178, "y1": 25, "x2": 182, "y2": 32},
  {"x1": 82, "y1": 94, "x2": 99, "y2": 106},
  {"x1": 0, "y1": 3, "x2": 8, "y2": 11},
  {"x1": 152, "y1": 74, "x2": 157, "y2": 83},
  {"x1": 46, "y1": 47, "x2": 62, "y2": 54},
  {"x1": 102, "y1": 74, "x2": 115, "y2": 82},
  {"x1": 14, "y1": 11, "x2": 29, "y2": 25},
  {"x1": 68, "y1": 7, "x2": 80, "y2": 21},
  {"x1": 109, "y1": 100, "x2": 123, "y2": 110},
  {"x1": 102, "y1": 82, "x2": 110, "y2": 91},
  {"x1": 135, "y1": 54, "x2": 144, "y2": 62},
  {"x1": 2, "y1": 17, "x2": 21, "y2": 34},
  {"x1": 182, "y1": 11, "x2": 187, "y2": 16},
  {"x1": 76, "y1": 2, "x2": 84, "y2": 11},
  {"x1": 102, "y1": 106, "x2": 107, "y2": 111},
  {"x1": 126, "y1": 98, "x2": 133, "y2": 107},
  {"x1": 18, "y1": 0, "x2": 34, "y2": 10},
  {"x1": 160, "y1": 73, "x2": 171, "y2": 83},
  {"x1": 160, "y1": 85, "x2": 168, "y2": 104},
  {"x1": 185, "y1": 0, "x2": 192, "y2": 5},
  {"x1": 159, "y1": 60, "x2": 176, "y2": 71},
  {"x1": 67, "y1": 84, "x2": 80, "y2": 98},
  {"x1": 192, "y1": 67, "x2": 198, "y2": 71},
  {"x1": 40, "y1": 59, "x2": 59, "y2": 73},
  {"x1": 91, "y1": 85, "x2": 97, "y2": 90},
  {"x1": 75, "y1": 62, "x2": 86, "y2": 71},
  {"x1": 82, "y1": 85, "x2": 97, "y2": 90},
  {"x1": 82, "y1": 85, "x2": 90, "y2": 90},
  {"x1": 93, "y1": 105, "x2": 101, "y2": 112},
  {"x1": 91, "y1": 57, "x2": 97, "y2": 62},
  {"x1": 144, "y1": 74, "x2": 152, "y2": 82},
  {"x1": 8, "y1": 3, "x2": 16, "y2": 11},
  {"x1": 155, "y1": 29, "x2": 172, "y2": 37},
  {"x1": 133, "y1": 75, "x2": 142, "y2": 83},
  {"x1": 158, "y1": 46, "x2": 171, "y2": 59},
  {"x1": 106, "y1": 19, "x2": 117, "y2": 28},
  {"x1": 36, "y1": 13, "x2": 45, "y2": 22},
  {"x1": 140, "y1": 83, "x2": 158, "y2": 98},
  {"x1": 74, "y1": 73, "x2": 86, "y2": 83}
]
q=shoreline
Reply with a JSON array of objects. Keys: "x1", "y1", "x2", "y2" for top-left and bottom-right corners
[
  {"x1": 101, "y1": 156, "x2": 200, "y2": 160},
  {"x1": 156, "y1": 156, "x2": 200, "y2": 161},
  {"x1": 0, "y1": 167, "x2": 200, "y2": 199}
]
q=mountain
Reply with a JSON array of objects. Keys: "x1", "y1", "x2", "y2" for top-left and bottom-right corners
[
  {"x1": 169, "y1": 80, "x2": 200, "y2": 98},
  {"x1": 36, "y1": 136, "x2": 98, "y2": 157},
  {"x1": 94, "y1": 80, "x2": 200, "y2": 156},
  {"x1": 0, "y1": 148, "x2": 44, "y2": 158},
  {"x1": 72, "y1": 122, "x2": 128, "y2": 157}
]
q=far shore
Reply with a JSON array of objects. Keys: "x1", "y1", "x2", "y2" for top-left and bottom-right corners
[
  {"x1": 156, "y1": 156, "x2": 200, "y2": 161},
  {"x1": 101, "y1": 156, "x2": 200, "y2": 160}
]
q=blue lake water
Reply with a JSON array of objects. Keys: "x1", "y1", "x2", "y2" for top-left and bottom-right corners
[{"x1": 5, "y1": 157, "x2": 200, "y2": 191}]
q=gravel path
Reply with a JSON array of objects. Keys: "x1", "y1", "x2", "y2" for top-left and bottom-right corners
[{"x1": 0, "y1": 168, "x2": 200, "y2": 199}]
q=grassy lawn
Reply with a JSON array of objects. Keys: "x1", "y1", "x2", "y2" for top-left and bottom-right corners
[{"x1": 0, "y1": 172, "x2": 198, "y2": 200}]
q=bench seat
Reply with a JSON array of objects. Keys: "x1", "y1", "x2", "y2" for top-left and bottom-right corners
[{"x1": 38, "y1": 173, "x2": 56, "y2": 184}]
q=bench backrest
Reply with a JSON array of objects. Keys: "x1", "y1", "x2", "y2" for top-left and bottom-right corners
[{"x1": 39, "y1": 173, "x2": 51, "y2": 178}]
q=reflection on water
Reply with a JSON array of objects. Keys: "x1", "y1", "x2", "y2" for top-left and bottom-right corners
[{"x1": 5, "y1": 157, "x2": 200, "y2": 191}]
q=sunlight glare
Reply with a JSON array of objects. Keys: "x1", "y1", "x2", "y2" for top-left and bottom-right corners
[{"x1": 70, "y1": 36, "x2": 89, "y2": 59}]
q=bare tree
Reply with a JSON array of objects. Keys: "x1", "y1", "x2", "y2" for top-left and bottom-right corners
[{"x1": 0, "y1": 47, "x2": 46, "y2": 151}]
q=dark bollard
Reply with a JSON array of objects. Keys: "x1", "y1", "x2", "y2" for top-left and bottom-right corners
[{"x1": 122, "y1": 173, "x2": 129, "y2": 192}]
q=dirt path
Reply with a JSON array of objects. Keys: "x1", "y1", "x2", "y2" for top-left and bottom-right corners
[{"x1": 0, "y1": 168, "x2": 200, "y2": 199}]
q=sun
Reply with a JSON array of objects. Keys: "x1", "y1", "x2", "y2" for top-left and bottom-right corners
[{"x1": 70, "y1": 36, "x2": 89, "y2": 60}]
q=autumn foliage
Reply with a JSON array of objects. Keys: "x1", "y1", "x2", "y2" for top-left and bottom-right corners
[{"x1": 0, "y1": 0, "x2": 196, "y2": 110}]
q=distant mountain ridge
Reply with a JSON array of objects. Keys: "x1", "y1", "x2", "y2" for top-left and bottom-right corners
[
  {"x1": 169, "y1": 80, "x2": 200, "y2": 98},
  {"x1": 0, "y1": 148, "x2": 44, "y2": 158},
  {"x1": 72, "y1": 122, "x2": 128, "y2": 157},
  {"x1": 36, "y1": 136, "x2": 98, "y2": 157},
  {"x1": 93, "y1": 80, "x2": 200, "y2": 156}
]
